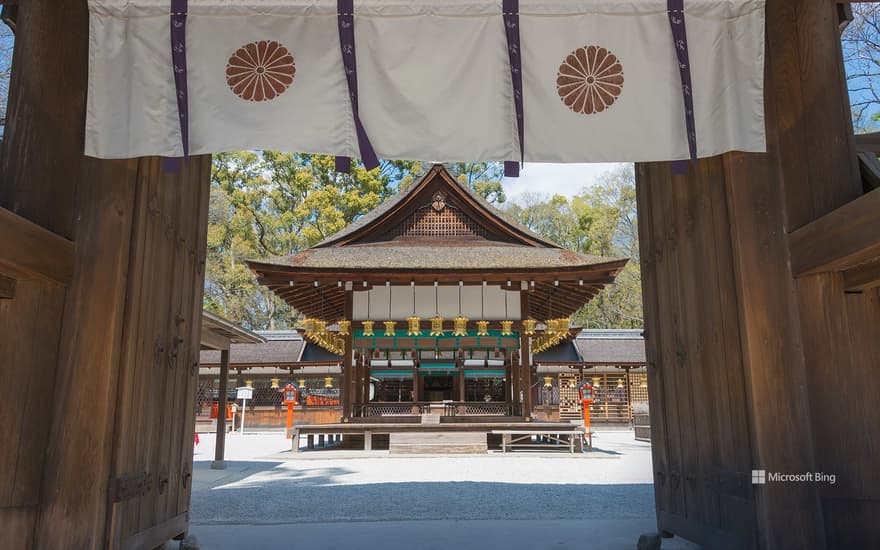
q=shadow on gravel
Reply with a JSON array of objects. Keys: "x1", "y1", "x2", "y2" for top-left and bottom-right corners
[{"x1": 190, "y1": 481, "x2": 657, "y2": 524}]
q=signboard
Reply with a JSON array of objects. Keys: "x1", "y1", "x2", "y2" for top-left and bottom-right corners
[{"x1": 236, "y1": 387, "x2": 253, "y2": 400}]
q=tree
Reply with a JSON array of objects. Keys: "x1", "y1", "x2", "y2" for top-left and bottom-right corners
[
  {"x1": 0, "y1": 18, "x2": 14, "y2": 136},
  {"x1": 842, "y1": 3, "x2": 880, "y2": 131},
  {"x1": 503, "y1": 164, "x2": 642, "y2": 329},
  {"x1": 447, "y1": 162, "x2": 507, "y2": 204},
  {"x1": 205, "y1": 153, "x2": 416, "y2": 329},
  {"x1": 205, "y1": 157, "x2": 513, "y2": 329}
]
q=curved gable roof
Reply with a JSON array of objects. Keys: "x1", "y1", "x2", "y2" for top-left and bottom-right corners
[{"x1": 314, "y1": 164, "x2": 560, "y2": 249}]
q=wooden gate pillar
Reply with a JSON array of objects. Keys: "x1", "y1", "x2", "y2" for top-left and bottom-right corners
[
  {"x1": 0, "y1": 1, "x2": 211, "y2": 548},
  {"x1": 638, "y1": 1, "x2": 878, "y2": 549}
]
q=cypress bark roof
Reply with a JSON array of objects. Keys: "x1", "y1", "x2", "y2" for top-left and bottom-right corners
[{"x1": 247, "y1": 165, "x2": 628, "y2": 320}]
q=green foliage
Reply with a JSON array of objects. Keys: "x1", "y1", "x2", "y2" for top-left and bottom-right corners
[
  {"x1": 447, "y1": 163, "x2": 507, "y2": 204},
  {"x1": 503, "y1": 165, "x2": 642, "y2": 329},
  {"x1": 206, "y1": 154, "x2": 638, "y2": 331},
  {"x1": 205, "y1": 152, "x2": 416, "y2": 329},
  {"x1": 204, "y1": 155, "x2": 506, "y2": 329}
]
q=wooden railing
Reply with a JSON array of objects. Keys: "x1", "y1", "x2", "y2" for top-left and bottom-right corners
[{"x1": 353, "y1": 402, "x2": 521, "y2": 417}]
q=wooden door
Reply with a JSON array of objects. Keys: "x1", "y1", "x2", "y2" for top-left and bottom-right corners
[
  {"x1": 636, "y1": 160, "x2": 756, "y2": 549},
  {"x1": 105, "y1": 157, "x2": 211, "y2": 549}
]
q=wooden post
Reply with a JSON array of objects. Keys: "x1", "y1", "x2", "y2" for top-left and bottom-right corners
[
  {"x1": 459, "y1": 361, "x2": 466, "y2": 402},
  {"x1": 412, "y1": 366, "x2": 420, "y2": 402},
  {"x1": 211, "y1": 349, "x2": 230, "y2": 470},
  {"x1": 520, "y1": 291, "x2": 532, "y2": 419},
  {"x1": 341, "y1": 291, "x2": 353, "y2": 420}
]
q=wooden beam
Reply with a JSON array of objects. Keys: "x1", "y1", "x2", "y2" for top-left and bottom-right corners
[
  {"x1": 857, "y1": 152, "x2": 880, "y2": 191},
  {"x1": 249, "y1": 262, "x2": 627, "y2": 285},
  {"x1": 789, "y1": 190, "x2": 880, "y2": 276},
  {"x1": 0, "y1": 207, "x2": 74, "y2": 285},
  {"x1": 120, "y1": 512, "x2": 187, "y2": 550},
  {"x1": 843, "y1": 260, "x2": 880, "y2": 292},
  {"x1": 853, "y1": 132, "x2": 880, "y2": 153},
  {"x1": 199, "y1": 329, "x2": 230, "y2": 352},
  {"x1": 0, "y1": 274, "x2": 14, "y2": 299}
]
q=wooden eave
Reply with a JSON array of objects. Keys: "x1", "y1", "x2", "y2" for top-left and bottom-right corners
[
  {"x1": 200, "y1": 310, "x2": 266, "y2": 351},
  {"x1": 249, "y1": 252, "x2": 626, "y2": 320}
]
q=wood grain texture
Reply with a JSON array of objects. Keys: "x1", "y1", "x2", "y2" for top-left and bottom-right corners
[
  {"x1": 0, "y1": 0, "x2": 84, "y2": 238},
  {"x1": 788, "y1": 189, "x2": 880, "y2": 275},
  {"x1": 0, "y1": 506, "x2": 37, "y2": 550},
  {"x1": 0, "y1": 274, "x2": 14, "y2": 298},
  {"x1": 637, "y1": 159, "x2": 757, "y2": 548},
  {"x1": 843, "y1": 260, "x2": 880, "y2": 291},
  {"x1": 34, "y1": 158, "x2": 139, "y2": 550},
  {"x1": 0, "y1": 207, "x2": 74, "y2": 284},
  {"x1": 0, "y1": 281, "x2": 65, "y2": 510}
]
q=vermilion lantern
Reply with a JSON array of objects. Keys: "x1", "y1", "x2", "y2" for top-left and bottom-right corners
[
  {"x1": 281, "y1": 383, "x2": 300, "y2": 440},
  {"x1": 283, "y1": 383, "x2": 299, "y2": 405}
]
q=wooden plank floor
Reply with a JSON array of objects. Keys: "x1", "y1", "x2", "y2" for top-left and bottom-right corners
[{"x1": 390, "y1": 432, "x2": 488, "y2": 454}]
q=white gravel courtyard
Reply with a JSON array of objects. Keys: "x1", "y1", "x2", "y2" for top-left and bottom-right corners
[{"x1": 187, "y1": 430, "x2": 699, "y2": 549}]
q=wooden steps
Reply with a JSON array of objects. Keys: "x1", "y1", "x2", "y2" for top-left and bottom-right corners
[{"x1": 389, "y1": 432, "x2": 487, "y2": 454}]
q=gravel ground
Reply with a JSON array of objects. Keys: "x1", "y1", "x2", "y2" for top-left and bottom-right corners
[{"x1": 190, "y1": 431, "x2": 659, "y2": 525}]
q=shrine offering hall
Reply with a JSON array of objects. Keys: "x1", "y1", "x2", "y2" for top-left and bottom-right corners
[{"x1": 246, "y1": 165, "x2": 627, "y2": 421}]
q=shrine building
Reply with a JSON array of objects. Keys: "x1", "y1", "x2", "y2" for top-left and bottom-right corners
[{"x1": 246, "y1": 164, "x2": 627, "y2": 421}]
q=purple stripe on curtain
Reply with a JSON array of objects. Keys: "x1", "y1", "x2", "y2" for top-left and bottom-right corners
[
  {"x1": 668, "y1": 0, "x2": 696, "y2": 174},
  {"x1": 165, "y1": 0, "x2": 188, "y2": 173},
  {"x1": 503, "y1": 0, "x2": 523, "y2": 178},
  {"x1": 336, "y1": 0, "x2": 379, "y2": 174}
]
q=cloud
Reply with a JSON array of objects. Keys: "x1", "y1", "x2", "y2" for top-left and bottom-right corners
[{"x1": 502, "y1": 162, "x2": 627, "y2": 201}]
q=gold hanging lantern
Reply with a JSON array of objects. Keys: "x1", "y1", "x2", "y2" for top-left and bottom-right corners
[
  {"x1": 616, "y1": 378, "x2": 624, "y2": 389},
  {"x1": 543, "y1": 376, "x2": 553, "y2": 388},
  {"x1": 522, "y1": 319, "x2": 536, "y2": 335},
  {"x1": 640, "y1": 378, "x2": 647, "y2": 388},
  {"x1": 500, "y1": 320, "x2": 514, "y2": 335},
  {"x1": 452, "y1": 316, "x2": 468, "y2": 337},
  {"x1": 559, "y1": 317, "x2": 571, "y2": 334},
  {"x1": 384, "y1": 321, "x2": 396, "y2": 336},
  {"x1": 245, "y1": 380, "x2": 254, "y2": 388},
  {"x1": 430, "y1": 316, "x2": 445, "y2": 336},
  {"x1": 476, "y1": 320, "x2": 490, "y2": 336},
  {"x1": 298, "y1": 378, "x2": 306, "y2": 388},
  {"x1": 324, "y1": 376, "x2": 333, "y2": 388},
  {"x1": 592, "y1": 377, "x2": 600, "y2": 387},
  {"x1": 270, "y1": 378, "x2": 280, "y2": 389},
  {"x1": 362, "y1": 320, "x2": 375, "y2": 336},
  {"x1": 338, "y1": 320, "x2": 351, "y2": 336},
  {"x1": 407, "y1": 316, "x2": 422, "y2": 336}
]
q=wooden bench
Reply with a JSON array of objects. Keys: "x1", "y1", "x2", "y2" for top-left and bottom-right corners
[
  {"x1": 491, "y1": 430, "x2": 589, "y2": 453},
  {"x1": 288, "y1": 421, "x2": 583, "y2": 452}
]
